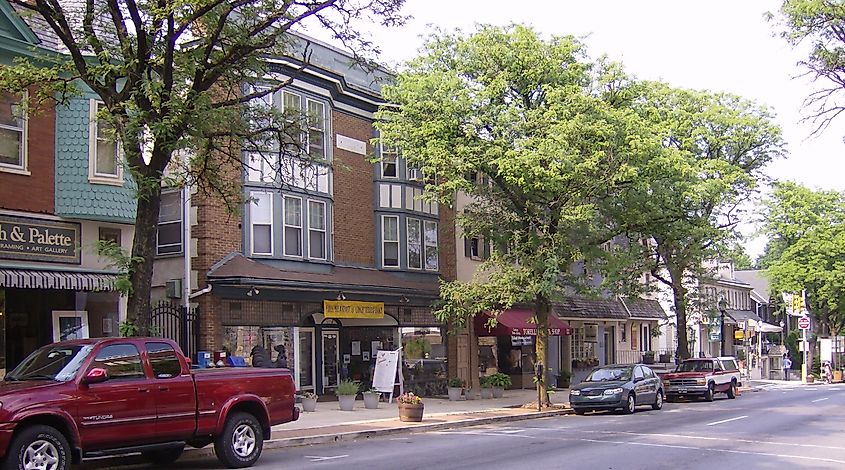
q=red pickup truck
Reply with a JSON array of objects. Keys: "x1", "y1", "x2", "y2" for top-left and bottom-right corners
[
  {"x1": 0, "y1": 337, "x2": 299, "y2": 469},
  {"x1": 661, "y1": 356, "x2": 742, "y2": 402}
]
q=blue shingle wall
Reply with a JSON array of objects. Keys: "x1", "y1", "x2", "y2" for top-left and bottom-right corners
[{"x1": 54, "y1": 97, "x2": 137, "y2": 223}]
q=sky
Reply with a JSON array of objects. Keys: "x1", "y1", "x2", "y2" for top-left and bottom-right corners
[{"x1": 306, "y1": 0, "x2": 845, "y2": 259}]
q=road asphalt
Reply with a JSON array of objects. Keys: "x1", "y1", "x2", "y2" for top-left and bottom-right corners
[{"x1": 82, "y1": 380, "x2": 845, "y2": 469}]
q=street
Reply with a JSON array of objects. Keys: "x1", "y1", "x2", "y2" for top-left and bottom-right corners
[{"x1": 84, "y1": 383, "x2": 845, "y2": 469}]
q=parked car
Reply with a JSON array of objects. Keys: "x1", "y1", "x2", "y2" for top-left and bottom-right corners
[
  {"x1": 660, "y1": 356, "x2": 741, "y2": 402},
  {"x1": 569, "y1": 364, "x2": 663, "y2": 415},
  {"x1": 0, "y1": 337, "x2": 299, "y2": 469}
]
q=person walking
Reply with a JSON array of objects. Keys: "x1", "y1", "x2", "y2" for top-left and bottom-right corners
[{"x1": 783, "y1": 355, "x2": 792, "y2": 381}]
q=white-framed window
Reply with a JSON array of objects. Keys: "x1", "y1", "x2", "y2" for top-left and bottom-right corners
[
  {"x1": 246, "y1": 152, "x2": 278, "y2": 183},
  {"x1": 283, "y1": 195, "x2": 303, "y2": 257},
  {"x1": 88, "y1": 100, "x2": 122, "y2": 184},
  {"x1": 0, "y1": 90, "x2": 27, "y2": 174},
  {"x1": 308, "y1": 200, "x2": 326, "y2": 260},
  {"x1": 407, "y1": 164, "x2": 423, "y2": 181},
  {"x1": 307, "y1": 99, "x2": 326, "y2": 159},
  {"x1": 250, "y1": 191, "x2": 273, "y2": 255},
  {"x1": 424, "y1": 220, "x2": 438, "y2": 271},
  {"x1": 382, "y1": 215, "x2": 400, "y2": 268},
  {"x1": 407, "y1": 218, "x2": 422, "y2": 270},
  {"x1": 381, "y1": 146, "x2": 398, "y2": 178},
  {"x1": 156, "y1": 191, "x2": 183, "y2": 255},
  {"x1": 282, "y1": 91, "x2": 305, "y2": 154}
]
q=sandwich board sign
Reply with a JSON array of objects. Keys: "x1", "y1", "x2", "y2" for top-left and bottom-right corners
[{"x1": 372, "y1": 349, "x2": 404, "y2": 402}]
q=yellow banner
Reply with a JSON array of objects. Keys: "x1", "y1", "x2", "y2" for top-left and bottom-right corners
[
  {"x1": 734, "y1": 330, "x2": 745, "y2": 340},
  {"x1": 324, "y1": 300, "x2": 384, "y2": 319}
]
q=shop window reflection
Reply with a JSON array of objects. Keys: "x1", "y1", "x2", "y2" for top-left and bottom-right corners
[{"x1": 401, "y1": 327, "x2": 447, "y2": 397}]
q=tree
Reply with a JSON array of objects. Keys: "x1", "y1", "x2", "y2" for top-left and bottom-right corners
[
  {"x1": 2, "y1": 0, "x2": 405, "y2": 331},
  {"x1": 769, "y1": 0, "x2": 845, "y2": 134},
  {"x1": 621, "y1": 82, "x2": 784, "y2": 359},
  {"x1": 762, "y1": 181, "x2": 845, "y2": 341},
  {"x1": 719, "y1": 242, "x2": 754, "y2": 270},
  {"x1": 375, "y1": 25, "x2": 656, "y2": 405}
]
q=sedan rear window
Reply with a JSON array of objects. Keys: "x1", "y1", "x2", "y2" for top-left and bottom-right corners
[{"x1": 585, "y1": 367, "x2": 632, "y2": 382}]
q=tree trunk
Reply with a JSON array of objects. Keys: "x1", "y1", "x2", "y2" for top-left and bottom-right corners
[
  {"x1": 126, "y1": 181, "x2": 163, "y2": 335},
  {"x1": 534, "y1": 294, "x2": 551, "y2": 406},
  {"x1": 669, "y1": 270, "x2": 691, "y2": 360}
]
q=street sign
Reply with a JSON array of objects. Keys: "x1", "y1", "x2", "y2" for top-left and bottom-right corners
[{"x1": 798, "y1": 316, "x2": 811, "y2": 330}]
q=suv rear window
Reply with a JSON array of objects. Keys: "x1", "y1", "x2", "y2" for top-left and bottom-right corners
[
  {"x1": 721, "y1": 360, "x2": 738, "y2": 371},
  {"x1": 677, "y1": 360, "x2": 714, "y2": 372}
]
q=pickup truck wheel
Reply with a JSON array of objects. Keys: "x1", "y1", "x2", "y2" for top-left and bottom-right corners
[
  {"x1": 6, "y1": 425, "x2": 70, "y2": 470},
  {"x1": 704, "y1": 383, "x2": 715, "y2": 402},
  {"x1": 141, "y1": 445, "x2": 184, "y2": 465},
  {"x1": 652, "y1": 390, "x2": 664, "y2": 410},
  {"x1": 727, "y1": 380, "x2": 737, "y2": 399},
  {"x1": 621, "y1": 393, "x2": 636, "y2": 414},
  {"x1": 214, "y1": 412, "x2": 263, "y2": 468}
]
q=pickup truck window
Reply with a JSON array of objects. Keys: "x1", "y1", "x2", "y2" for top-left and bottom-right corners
[
  {"x1": 722, "y1": 360, "x2": 737, "y2": 370},
  {"x1": 676, "y1": 360, "x2": 713, "y2": 372},
  {"x1": 91, "y1": 344, "x2": 145, "y2": 380},
  {"x1": 4, "y1": 344, "x2": 94, "y2": 382},
  {"x1": 147, "y1": 342, "x2": 182, "y2": 378}
]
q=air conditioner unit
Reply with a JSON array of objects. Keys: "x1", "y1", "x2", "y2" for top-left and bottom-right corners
[
  {"x1": 408, "y1": 168, "x2": 424, "y2": 181},
  {"x1": 165, "y1": 279, "x2": 182, "y2": 299}
]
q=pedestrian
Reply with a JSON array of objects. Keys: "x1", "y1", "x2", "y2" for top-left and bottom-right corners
[
  {"x1": 822, "y1": 361, "x2": 833, "y2": 384},
  {"x1": 783, "y1": 355, "x2": 792, "y2": 381},
  {"x1": 274, "y1": 344, "x2": 288, "y2": 369}
]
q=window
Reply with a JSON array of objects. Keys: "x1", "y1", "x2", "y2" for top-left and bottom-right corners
[
  {"x1": 407, "y1": 218, "x2": 422, "y2": 269},
  {"x1": 282, "y1": 91, "x2": 304, "y2": 154},
  {"x1": 643, "y1": 367, "x2": 655, "y2": 379},
  {"x1": 90, "y1": 344, "x2": 144, "y2": 380},
  {"x1": 146, "y1": 342, "x2": 182, "y2": 379},
  {"x1": 88, "y1": 100, "x2": 121, "y2": 183},
  {"x1": 633, "y1": 366, "x2": 644, "y2": 380},
  {"x1": 381, "y1": 146, "x2": 398, "y2": 178},
  {"x1": 250, "y1": 192, "x2": 273, "y2": 255},
  {"x1": 99, "y1": 227, "x2": 122, "y2": 247},
  {"x1": 284, "y1": 196, "x2": 303, "y2": 256},
  {"x1": 308, "y1": 200, "x2": 326, "y2": 260},
  {"x1": 157, "y1": 191, "x2": 183, "y2": 255},
  {"x1": 424, "y1": 220, "x2": 438, "y2": 270},
  {"x1": 407, "y1": 164, "x2": 423, "y2": 181},
  {"x1": 307, "y1": 99, "x2": 326, "y2": 159},
  {"x1": 382, "y1": 215, "x2": 399, "y2": 267},
  {"x1": 0, "y1": 91, "x2": 26, "y2": 172},
  {"x1": 246, "y1": 152, "x2": 277, "y2": 183}
]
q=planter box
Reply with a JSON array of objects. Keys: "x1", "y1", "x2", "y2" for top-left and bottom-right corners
[
  {"x1": 480, "y1": 387, "x2": 493, "y2": 399},
  {"x1": 338, "y1": 394, "x2": 356, "y2": 411},
  {"x1": 302, "y1": 397, "x2": 317, "y2": 412},
  {"x1": 363, "y1": 392, "x2": 379, "y2": 409},
  {"x1": 465, "y1": 387, "x2": 478, "y2": 400},
  {"x1": 398, "y1": 403, "x2": 424, "y2": 422},
  {"x1": 492, "y1": 387, "x2": 504, "y2": 398},
  {"x1": 447, "y1": 387, "x2": 463, "y2": 401}
]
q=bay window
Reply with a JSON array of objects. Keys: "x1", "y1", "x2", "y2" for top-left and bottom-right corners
[
  {"x1": 250, "y1": 192, "x2": 273, "y2": 255},
  {"x1": 307, "y1": 100, "x2": 326, "y2": 159},
  {"x1": 382, "y1": 215, "x2": 400, "y2": 267},
  {"x1": 424, "y1": 220, "x2": 438, "y2": 270},
  {"x1": 407, "y1": 218, "x2": 422, "y2": 269},
  {"x1": 308, "y1": 200, "x2": 326, "y2": 260},
  {"x1": 284, "y1": 196, "x2": 303, "y2": 256}
]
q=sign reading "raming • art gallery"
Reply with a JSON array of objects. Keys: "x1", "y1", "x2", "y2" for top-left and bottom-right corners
[
  {"x1": 0, "y1": 215, "x2": 81, "y2": 264},
  {"x1": 323, "y1": 300, "x2": 385, "y2": 319}
]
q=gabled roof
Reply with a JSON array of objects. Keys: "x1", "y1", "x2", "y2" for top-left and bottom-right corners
[
  {"x1": 734, "y1": 269, "x2": 771, "y2": 303},
  {"x1": 553, "y1": 296, "x2": 629, "y2": 320},
  {"x1": 0, "y1": 1, "x2": 41, "y2": 46},
  {"x1": 621, "y1": 297, "x2": 669, "y2": 320}
]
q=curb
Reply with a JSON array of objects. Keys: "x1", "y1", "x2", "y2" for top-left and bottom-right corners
[{"x1": 181, "y1": 408, "x2": 572, "y2": 460}]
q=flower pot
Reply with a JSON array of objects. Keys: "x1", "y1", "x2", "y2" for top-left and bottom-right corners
[
  {"x1": 465, "y1": 387, "x2": 478, "y2": 400},
  {"x1": 807, "y1": 375, "x2": 815, "y2": 384},
  {"x1": 480, "y1": 387, "x2": 493, "y2": 399},
  {"x1": 492, "y1": 387, "x2": 504, "y2": 398},
  {"x1": 302, "y1": 397, "x2": 317, "y2": 412},
  {"x1": 447, "y1": 387, "x2": 463, "y2": 401},
  {"x1": 834, "y1": 370, "x2": 843, "y2": 383},
  {"x1": 338, "y1": 394, "x2": 356, "y2": 411},
  {"x1": 363, "y1": 392, "x2": 380, "y2": 409},
  {"x1": 398, "y1": 402, "x2": 424, "y2": 422}
]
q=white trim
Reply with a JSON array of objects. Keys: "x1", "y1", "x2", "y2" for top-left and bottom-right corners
[
  {"x1": 156, "y1": 190, "x2": 183, "y2": 256},
  {"x1": 380, "y1": 145, "x2": 398, "y2": 179},
  {"x1": 52, "y1": 310, "x2": 90, "y2": 342},
  {"x1": 283, "y1": 194, "x2": 304, "y2": 257},
  {"x1": 307, "y1": 199, "x2": 327, "y2": 260},
  {"x1": 0, "y1": 90, "x2": 28, "y2": 174},
  {"x1": 306, "y1": 98, "x2": 327, "y2": 160},
  {"x1": 381, "y1": 214, "x2": 400, "y2": 268},
  {"x1": 88, "y1": 100, "x2": 124, "y2": 185},
  {"x1": 249, "y1": 191, "x2": 274, "y2": 256}
]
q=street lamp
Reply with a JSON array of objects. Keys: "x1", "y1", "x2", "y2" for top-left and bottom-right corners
[
  {"x1": 779, "y1": 320, "x2": 785, "y2": 347},
  {"x1": 718, "y1": 298, "x2": 728, "y2": 357}
]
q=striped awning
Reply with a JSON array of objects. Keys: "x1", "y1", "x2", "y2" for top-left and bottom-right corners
[{"x1": 0, "y1": 268, "x2": 117, "y2": 291}]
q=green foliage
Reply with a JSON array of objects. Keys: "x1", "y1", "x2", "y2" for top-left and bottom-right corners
[
  {"x1": 95, "y1": 240, "x2": 143, "y2": 296},
  {"x1": 403, "y1": 337, "x2": 432, "y2": 360},
  {"x1": 812, "y1": 355, "x2": 821, "y2": 377},
  {"x1": 479, "y1": 376, "x2": 493, "y2": 388},
  {"x1": 487, "y1": 372, "x2": 512, "y2": 388},
  {"x1": 119, "y1": 320, "x2": 140, "y2": 337},
  {"x1": 448, "y1": 377, "x2": 465, "y2": 388},
  {"x1": 336, "y1": 380, "x2": 360, "y2": 396}
]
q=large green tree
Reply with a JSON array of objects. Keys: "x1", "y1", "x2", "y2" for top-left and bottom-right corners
[
  {"x1": 375, "y1": 25, "x2": 657, "y2": 404},
  {"x1": 2, "y1": 0, "x2": 404, "y2": 330},
  {"x1": 762, "y1": 181, "x2": 845, "y2": 340},
  {"x1": 619, "y1": 82, "x2": 784, "y2": 359},
  {"x1": 769, "y1": 0, "x2": 845, "y2": 134}
]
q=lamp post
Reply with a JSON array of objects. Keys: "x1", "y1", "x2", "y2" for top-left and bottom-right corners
[
  {"x1": 779, "y1": 320, "x2": 785, "y2": 347},
  {"x1": 718, "y1": 298, "x2": 728, "y2": 357}
]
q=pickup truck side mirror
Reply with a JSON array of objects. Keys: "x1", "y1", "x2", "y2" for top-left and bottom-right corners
[{"x1": 82, "y1": 368, "x2": 109, "y2": 385}]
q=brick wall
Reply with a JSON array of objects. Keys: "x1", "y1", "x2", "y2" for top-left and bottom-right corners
[
  {"x1": 331, "y1": 109, "x2": 375, "y2": 266},
  {"x1": 438, "y1": 204, "x2": 457, "y2": 282},
  {"x1": 0, "y1": 98, "x2": 55, "y2": 214}
]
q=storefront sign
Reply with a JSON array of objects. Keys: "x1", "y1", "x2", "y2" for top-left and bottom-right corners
[
  {"x1": 0, "y1": 215, "x2": 80, "y2": 264},
  {"x1": 323, "y1": 300, "x2": 384, "y2": 319},
  {"x1": 510, "y1": 327, "x2": 562, "y2": 336}
]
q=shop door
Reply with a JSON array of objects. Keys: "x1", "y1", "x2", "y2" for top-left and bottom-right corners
[
  {"x1": 321, "y1": 330, "x2": 340, "y2": 390},
  {"x1": 604, "y1": 328, "x2": 615, "y2": 365},
  {"x1": 298, "y1": 328, "x2": 315, "y2": 391}
]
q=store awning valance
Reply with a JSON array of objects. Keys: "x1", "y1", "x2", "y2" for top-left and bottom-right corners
[
  {"x1": 475, "y1": 309, "x2": 573, "y2": 336},
  {"x1": 0, "y1": 268, "x2": 117, "y2": 291}
]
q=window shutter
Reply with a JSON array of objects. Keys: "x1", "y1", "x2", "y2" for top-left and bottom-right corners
[{"x1": 464, "y1": 237, "x2": 472, "y2": 257}]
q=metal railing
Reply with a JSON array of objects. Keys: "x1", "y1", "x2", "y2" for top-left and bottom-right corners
[{"x1": 615, "y1": 349, "x2": 676, "y2": 365}]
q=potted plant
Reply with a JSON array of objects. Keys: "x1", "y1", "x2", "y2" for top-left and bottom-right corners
[
  {"x1": 336, "y1": 380, "x2": 359, "y2": 411},
  {"x1": 299, "y1": 391, "x2": 318, "y2": 412},
  {"x1": 658, "y1": 352, "x2": 671, "y2": 363},
  {"x1": 362, "y1": 387, "x2": 380, "y2": 409},
  {"x1": 488, "y1": 372, "x2": 512, "y2": 397},
  {"x1": 807, "y1": 373, "x2": 816, "y2": 384},
  {"x1": 397, "y1": 392, "x2": 424, "y2": 422},
  {"x1": 480, "y1": 376, "x2": 494, "y2": 398},
  {"x1": 642, "y1": 351, "x2": 655, "y2": 364},
  {"x1": 447, "y1": 377, "x2": 465, "y2": 401},
  {"x1": 557, "y1": 370, "x2": 571, "y2": 389}
]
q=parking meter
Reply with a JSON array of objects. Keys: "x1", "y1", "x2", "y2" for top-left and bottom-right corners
[{"x1": 535, "y1": 361, "x2": 544, "y2": 411}]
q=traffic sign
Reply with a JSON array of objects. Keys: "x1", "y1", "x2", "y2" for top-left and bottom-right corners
[{"x1": 798, "y1": 316, "x2": 811, "y2": 330}]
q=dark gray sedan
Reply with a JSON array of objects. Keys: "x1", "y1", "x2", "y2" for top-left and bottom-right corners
[{"x1": 569, "y1": 364, "x2": 664, "y2": 415}]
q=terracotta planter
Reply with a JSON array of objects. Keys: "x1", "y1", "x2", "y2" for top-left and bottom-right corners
[
  {"x1": 447, "y1": 387, "x2": 463, "y2": 401},
  {"x1": 363, "y1": 392, "x2": 380, "y2": 409},
  {"x1": 338, "y1": 394, "x2": 356, "y2": 411},
  {"x1": 398, "y1": 402, "x2": 424, "y2": 422},
  {"x1": 302, "y1": 397, "x2": 317, "y2": 412},
  {"x1": 492, "y1": 387, "x2": 504, "y2": 398},
  {"x1": 480, "y1": 387, "x2": 493, "y2": 399}
]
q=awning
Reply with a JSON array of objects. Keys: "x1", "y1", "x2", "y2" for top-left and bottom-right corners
[
  {"x1": 747, "y1": 319, "x2": 782, "y2": 333},
  {"x1": 475, "y1": 309, "x2": 572, "y2": 336},
  {"x1": 0, "y1": 268, "x2": 117, "y2": 291}
]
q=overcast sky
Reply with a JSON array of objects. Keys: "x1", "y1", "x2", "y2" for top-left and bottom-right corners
[{"x1": 308, "y1": 0, "x2": 845, "y2": 258}]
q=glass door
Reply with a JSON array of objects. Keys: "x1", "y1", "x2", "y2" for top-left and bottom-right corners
[
  {"x1": 298, "y1": 328, "x2": 315, "y2": 391},
  {"x1": 321, "y1": 330, "x2": 340, "y2": 390}
]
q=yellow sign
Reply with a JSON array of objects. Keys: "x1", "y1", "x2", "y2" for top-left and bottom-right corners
[
  {"x1": 324, "y1": 300, "x2": 384, "y2": 319},
  {"x1": 734, "y1": 330, "x2": 745, "y2": 340}
]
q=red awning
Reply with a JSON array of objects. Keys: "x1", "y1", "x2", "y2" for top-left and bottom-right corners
[{"x1": 475, "y1": 309, "x2": 572, "y2": 336}]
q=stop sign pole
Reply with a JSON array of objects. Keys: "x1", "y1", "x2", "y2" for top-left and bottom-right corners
[{"x1": 799, "y1": 290, "x2": 810, "y2": 384}]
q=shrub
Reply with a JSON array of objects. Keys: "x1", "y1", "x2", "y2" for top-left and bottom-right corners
[
  {"x1": 336, "y1": 380, "x2": 360, "y2": 396},
  {"x1": 448, "y1": 377, "x2": 465, "y2": 388},
  {"x1": 488, "y1": 372, "x2": 512, "y2": 388}
]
